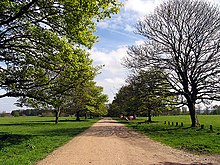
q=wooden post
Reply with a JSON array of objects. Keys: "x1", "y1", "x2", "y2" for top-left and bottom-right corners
[
  {"x1": 201, "y1": 125, "x2": 204, "y2": 129},
  {"x1": 168, "y1": 121, "x2": 170, "y2": 125},
  {"x1": 172, "y1": 122, "x2": 174, "y2": 126},
  {"x1": 164, "y1": 121, "x2": 166, "y2": 124},
  {"x1": 181, "y1": 122, "x2": 183, "y2": 127},
  {"x1": 176, "y1": 122, "x2": 178, "y2": 126},
  {"x1": 210, "y1": 125, "x2": 213, "y2": 131}
]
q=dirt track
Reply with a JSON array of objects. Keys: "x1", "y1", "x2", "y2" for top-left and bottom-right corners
[{"x1": 36, "y1": 118, "x2": 220, "y2": 165}]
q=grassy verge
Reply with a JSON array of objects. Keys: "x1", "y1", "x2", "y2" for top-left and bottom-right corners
[
  {"x1": 118, "y1": 115, "x2": 220, "y2": 154},
  {"x1": 0, "y1": 116, "x2": 98, "y2": 165}
]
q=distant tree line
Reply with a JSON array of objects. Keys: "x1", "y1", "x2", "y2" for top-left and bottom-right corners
[
  {"x1": 10, "y1": 106, "x2": 107, "y2": 118},
  {"x1": 210, "y1": 105, "x2": 220, "y2": 115},
  {"x1": 11, "y1": 109, "x2": 55, "y2": 117}
]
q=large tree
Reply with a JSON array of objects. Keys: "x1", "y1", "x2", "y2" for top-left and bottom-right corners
[
  {"x1": 110, "y1": 69, "x2": 175, "y2": 120},
  {"x1": 109, "y1": 85, "x2": 133, "y2": 117},
  {"x1": 124, "y1": 0, "x2": 220, "y2": 127},
  {"x1": 61, "y1": 80, "x2": 108, "y2": 121},
  {"x1": 0, "y1": 0, "x2": 121, "y2": 116},
  {"x1": 127, "y1": 69, "x2": 175, "y2": 122},
  {"x1": 0, "y1": 0, "x2": 121, "y2": 98},
  {"x1": 15, "y1": 41, "x2": 97, "y2": 123}
]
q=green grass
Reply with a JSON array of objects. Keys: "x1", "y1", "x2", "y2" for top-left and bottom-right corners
[
  {"x1": 0, "y1": 116, "x2": 98, "y2": 165},
  {"x1": 120, "y1": 115, "x2": 220, "y2": 154}
]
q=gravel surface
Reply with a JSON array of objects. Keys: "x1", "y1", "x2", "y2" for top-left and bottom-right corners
[{"x1": 36, "y1": 118, "x2": 220, "y2": 165}]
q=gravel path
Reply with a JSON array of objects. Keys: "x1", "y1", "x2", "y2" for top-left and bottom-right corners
[{"x1": 36, "y1": 118, "x2": 220, "y2": 165}]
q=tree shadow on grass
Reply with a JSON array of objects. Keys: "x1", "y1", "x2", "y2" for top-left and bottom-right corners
[
  {"x1": 0, "y1": 122, "x2": 53, "y2": 126},
  {"x1": 0, "y1": 132, "x2": 32, "y2": 150},
  {"x1": 0, "y1": 119, "x2": 90, "y2": 127},
  {"x1": 134, "y1": 124, "x2": 193, "y2": 133},
  {"x1": 38, "y1": 127, "x2": 90, "y2": 137},
  {"x1": 29, "y1": 119, "x2": 88, "y2": 123},
  {"x1": 141, "y1": 126, "x2": 183, "y2": 133},
  {"x1": 0, "y1": 127, "x2": 91, "y2": 150}
]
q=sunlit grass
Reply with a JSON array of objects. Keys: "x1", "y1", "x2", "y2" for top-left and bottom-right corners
[
  {"x1": 120, "y1": 115, "x2": 220, "y2": 154},
  {"x1": 0, "y1": 116, "x2": 98, "y2": 165}
]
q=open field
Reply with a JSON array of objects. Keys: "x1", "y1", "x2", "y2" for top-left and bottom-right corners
[
  {"x1": 120, "y1": 115, "x2": 220, "y2": 154},
  {"x1": 0, "y1": 116, "x2": 98, "y2": 165}
]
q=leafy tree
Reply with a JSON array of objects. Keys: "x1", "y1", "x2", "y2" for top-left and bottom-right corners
[
  {"x1": 63, "y1": 81, "x2": 108, "y2": 121},
  {"x1": 13, "y1": 39, "x2": 97, "y2": 123},
  {"x1": 110, "y1": 85, "x2": 135, "y2": 118},
  {"x1": 0, "y1": 0, "x2": 121, "y2": 97},
  {"x1": 0, "y1": 0, "x2": 122, "y2": 120},
  {"x1": 0, "y1": 0, "x2": 121, "y2": 50},
  {"x1": 127, "y1": 69, "x2": 175, "y2": 122},
  {"x1": 111, "y1": 69, "x2": 175, "y2": 121},
  {"x1": 124, "y1": 0, "x2": 220, "y2": 127}
]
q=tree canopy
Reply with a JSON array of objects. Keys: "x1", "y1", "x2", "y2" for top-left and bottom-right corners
[
  {"x1": 0, "y1": 0, "x2": 121, "y2": 97},
  {"x1": 110, "y1": 69, "x2": 176, "y2": 120}
]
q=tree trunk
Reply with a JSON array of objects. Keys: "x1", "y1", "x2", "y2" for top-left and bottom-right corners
[
  {"x1": 133, "y1": 112, "x2": 136, "y2": 120},
  {"x1": 187, "y1": 101, "x2": 198, "y2": 127},
  {"x1": 89, "y1": 112, "x2": 93, "y2": 119},
  {"x1": 85, "y1": 112, "x2": 87, "y2": 120},
  {"x1": 55, "y1": 107, "x2": 61, "y2": 124},
  {"x1": 76, "y1": 111, "x2": 80, "y2": 121},
  {"x1": 147, "y1": 110, "x2": 152, "y2": 122}
]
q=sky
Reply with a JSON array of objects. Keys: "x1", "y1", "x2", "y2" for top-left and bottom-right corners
[
  {"x1": 0, "y1": 0, "x2": 220, "y2": 112},
  {"x1": 91, "y1": 0, "x2": 165, "y2": 104}
]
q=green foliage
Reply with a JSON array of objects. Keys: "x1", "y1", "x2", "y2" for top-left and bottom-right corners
[
  {"x1": 110, "y1": 69, "x2": 176, "y2": 118},
  {"x1": 0, "y1": 116, "x2": 98, "y2": 164},
  {"x1": 0, "y1": 0, "x2": 122, "y2": 122},
  {"x1": 210, "y1": 105, "x2": 220, "y2": 115},
  {"x1": 122, "y1": 115, "x2": 220, "y2": 154},
  {"x1": 67, "y1": 81, "x2": 108, "y2": 119},
  {"x1": 0, "y1": 0, "x2": 122, "y2": 48}
]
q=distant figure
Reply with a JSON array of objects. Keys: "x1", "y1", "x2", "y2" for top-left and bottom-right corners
[{"x1": 129, "y1": 116, "x2": 134, "y2": 120}]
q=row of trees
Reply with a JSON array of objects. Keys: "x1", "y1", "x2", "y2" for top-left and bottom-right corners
[
  {"x1": 121, "y1": 0, "x2": 220, "y2": 127},
  {"x1": 0, "y1": 0, "x2": 122, "y2": 123},
  {"x1": 109, "y1": 69, "x2": 177, "y2": 122},
  {"x1": 210, "y1": 105, "x2": 220, "y2": 115}
]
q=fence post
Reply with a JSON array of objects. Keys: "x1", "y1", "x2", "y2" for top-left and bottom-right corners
[{"x1": 181, "y1": 122, "x2": 183, "y2": 127}]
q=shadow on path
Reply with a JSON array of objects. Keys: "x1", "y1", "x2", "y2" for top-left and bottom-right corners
[{"x1": 160, "y1": 162, "x2": 215, "y2": 165}]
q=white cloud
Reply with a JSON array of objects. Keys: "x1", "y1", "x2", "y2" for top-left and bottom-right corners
[
  {"x1": 207, "y1": 0, "x2": 220, "y2": 5},
  {"x1": 135, "y1": 39, "x2": 145, "y2": 45},
  {"x1": 124, "y1": 0, "x2": 163, "y2": 16},
  {"x1": 90, "y1": 46, "x2": 129, "y2": 102},
  {"x1": 90, "y1": 46, "x2": 128, "y2": 74},
  {"x1": 97, "y1": 21, "x2": 109, "y2": 29},
  {"x1": 95, "y1": 76, "x2": 126, "y2": 103},
  {"x1": 125, "y1": 24, "x2": 135, "y2": 32},
  {"x1": 0, "y1": 96, "x2": 23, "y2": 113},
  {"x1": 124, "y1": 0, "x2": 220, "y2": 16},
  {"x1": 105, "y1": 77, "x2": 125, "y2": 84}
]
